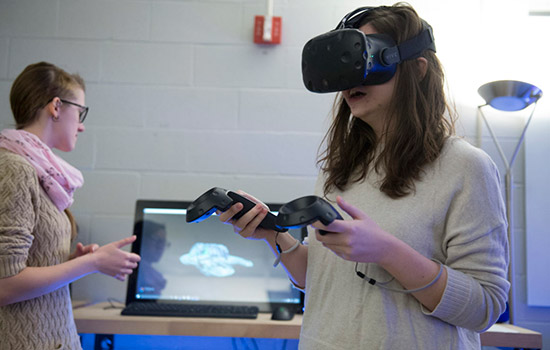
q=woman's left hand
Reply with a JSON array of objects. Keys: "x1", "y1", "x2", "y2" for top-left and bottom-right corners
[
  {"x1": 69, "y1": 242, "x2": 99, "y2": 260},
  {"x1": 311, "y1": 196, "x2": 394, "y2": 265}
]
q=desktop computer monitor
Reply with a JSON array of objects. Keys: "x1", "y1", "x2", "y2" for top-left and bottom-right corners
[{"x1": 125, "y1": 199, "x2": 305, "y2": 314}]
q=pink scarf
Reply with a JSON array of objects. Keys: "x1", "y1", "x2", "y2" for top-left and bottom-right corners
[{"x1": 0, "y1": 129, "x2": 84, "y2": 211}]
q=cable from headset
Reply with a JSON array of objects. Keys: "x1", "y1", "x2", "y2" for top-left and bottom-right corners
[
  {"x1": 273, "y1": 231, "x2": 300, "y2": 267},
  {"x1": 355, "y1": 260, "x2": 444, "y2": 294}
]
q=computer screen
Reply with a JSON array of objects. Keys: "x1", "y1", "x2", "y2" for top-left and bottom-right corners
[{"x1": 126, "y1": 200, "x2": 304, "y2": 313}]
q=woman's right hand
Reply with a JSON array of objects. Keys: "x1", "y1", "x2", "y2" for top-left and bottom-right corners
[
  {"x1": 218, "y1": 191, "x2": 275, "y2": 240},
  {"x1": 218, "y1": 191, "x2": 308, "y2": 289}
]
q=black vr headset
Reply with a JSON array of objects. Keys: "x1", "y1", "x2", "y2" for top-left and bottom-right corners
[{"x1": 301, "y1": 6, "x2": 436, "y2": 93}]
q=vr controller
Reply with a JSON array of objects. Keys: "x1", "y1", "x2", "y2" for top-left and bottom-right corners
[
  {"x1": 186, "y1": 187, "x2": 284, "y2": 232},
  {"x1": 276, "y1": 195, "x2": 343, "y2": 235},
  {"x1": 186, "y1": 187, "x2": 342, "y2": 234}
]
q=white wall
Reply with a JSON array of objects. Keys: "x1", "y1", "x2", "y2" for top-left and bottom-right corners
[
  {"x1": 526, "y1": 106, "x2": 550, "y2": 306},
  {"x1": 1, "y1": 0, "x2": 549, "y2": 347}
]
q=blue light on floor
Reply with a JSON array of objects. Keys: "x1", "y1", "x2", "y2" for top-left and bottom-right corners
[{"x1": 80, "y1": 334, "x2": 299, "y2": 350}]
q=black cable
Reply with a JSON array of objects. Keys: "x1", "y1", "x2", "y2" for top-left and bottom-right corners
[
  {"x1": 103, "y1": 297, "x2": 125, "y2": 310},
  {"x1": 354, "y1": 261, "x2": 443, "y2": 294}
]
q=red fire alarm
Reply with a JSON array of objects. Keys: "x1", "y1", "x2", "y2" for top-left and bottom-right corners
[{"x1": 254, "y1": 15, "x2": 282, "y2": 45}]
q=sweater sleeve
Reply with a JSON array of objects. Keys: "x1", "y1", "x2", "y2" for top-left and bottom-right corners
[
  {"x1": 423, "y1": 144, "x2": 510, "y2": 332},
  {"x1": 0, "y1": 151, "x2": 39, "y2": 278}
]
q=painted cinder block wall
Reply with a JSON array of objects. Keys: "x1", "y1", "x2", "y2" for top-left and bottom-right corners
[{"x1": 1, "y1": 0, "x2": 548, "y2": 347}]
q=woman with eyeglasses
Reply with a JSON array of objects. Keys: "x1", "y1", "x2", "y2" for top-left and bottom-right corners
[
  {"x1": 218, "y1": 4, "x2": 509, "y2": 350},
  {"x1": 0, "y1": 62, "x2": 141, "y2": 350}
]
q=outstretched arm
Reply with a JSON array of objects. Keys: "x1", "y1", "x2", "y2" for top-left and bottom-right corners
[{"x1": 0, "y1": 236, "x2": 140, "y2": 306}]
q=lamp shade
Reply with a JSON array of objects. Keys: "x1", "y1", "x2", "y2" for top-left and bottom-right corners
[{"x1": 478, "y1": 80, "x2": 543, "y2": 111}]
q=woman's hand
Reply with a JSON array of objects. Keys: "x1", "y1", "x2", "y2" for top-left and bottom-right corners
[
  {"x1": 91, "y1": 236, "x2": 141, "y2": 281},
  {"x1": 69, "y1": 242, "x2": 99, "y2": 260},
  {"x1": 315, "y1": 197, "x2": 447, "y2": 312},
  {"x1": 217, "y1": 190, "x2": 276, "y2": 240},
  {"x1": 312, "y1": 196, "x2": 395, "y2": 265},
  {"x1": 218, "y1": 191, "x2": 308, "y2": 288}
]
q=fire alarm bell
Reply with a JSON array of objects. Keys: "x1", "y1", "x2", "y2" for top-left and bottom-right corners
[{"x1": 254, "y1": 15, "x2": 282, "y2": 45}]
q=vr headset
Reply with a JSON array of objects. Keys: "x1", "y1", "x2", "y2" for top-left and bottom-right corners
[{"x1": 301, "y1": 6, "x2": 436, "y2": 93}]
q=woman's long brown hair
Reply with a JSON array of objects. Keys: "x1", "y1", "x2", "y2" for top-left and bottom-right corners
[
  {"x1": 64, "y1": 209, "x2": 78, "y2": 242},
  {"x1": 318, "y1": 3, "x2": 456, "y2": 199}
]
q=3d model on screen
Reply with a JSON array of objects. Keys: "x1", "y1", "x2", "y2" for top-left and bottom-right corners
[{"x1": 179, "y1": 242, "x2": 254, "y2": 277}]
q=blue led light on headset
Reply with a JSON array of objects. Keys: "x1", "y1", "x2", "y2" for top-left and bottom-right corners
[{"x1": 301, "y1": 6, "x2": 436, "y2": 93}]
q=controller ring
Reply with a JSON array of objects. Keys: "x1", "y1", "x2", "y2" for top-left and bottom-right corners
[{"x1": 276, "y1": 195, "x2": 342, "y2": 234}]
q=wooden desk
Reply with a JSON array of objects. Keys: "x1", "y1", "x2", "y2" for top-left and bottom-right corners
[
  {"x1": 73, "y1": 302, "x2": 301, "y2": 340},
  {"x1": 74, "y1": 302, "x2": 542, "y2": 349},
  {"x1": 480, "y1": 323, "x2": 542, "y2": 349}
]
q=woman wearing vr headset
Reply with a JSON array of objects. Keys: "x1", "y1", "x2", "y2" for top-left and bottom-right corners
[
  {"x1": 0, "y1": 62, "x2": 141, "y2": 350},
  {"x1": 220, "y1": 3, "x2": 508, "y2": 349}
]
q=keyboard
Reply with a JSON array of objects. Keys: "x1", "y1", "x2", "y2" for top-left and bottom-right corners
[{"x1": 121, "y1": 302, "x2": 259, "y2": 319}]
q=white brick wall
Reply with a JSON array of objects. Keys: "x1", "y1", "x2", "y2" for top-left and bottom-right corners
[
  {"x1": 8, "y1": 38, "x2": 103, "y2": 81},
  {"x1": 0, "y1": 38, "x2": 8, "y2": 78},
  {"x1": 58, "y1": 0, "x2": 151, "y2": 41},
  {"x1": 0, "y1": 0, "x2": 57, "y2": 38},
  {"x1": 1, "y1": 0, "x2": 549, "y2": 345},
  {"x1": 151, "y1": 2, "x2": 245, "y2": 44}
]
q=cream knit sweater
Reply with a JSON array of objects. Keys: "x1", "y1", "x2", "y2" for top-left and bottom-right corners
[
  {"x1": 300, "y1": 137, "x2": 510, "y2": 350},
  {"x1": 0, "y1": 149, "x2": 82, "y2": 350}
]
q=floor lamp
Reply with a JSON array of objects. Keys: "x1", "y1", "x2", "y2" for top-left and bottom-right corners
[{"x1": 477, "y1": 80, "x2": 543, "y2": 325}]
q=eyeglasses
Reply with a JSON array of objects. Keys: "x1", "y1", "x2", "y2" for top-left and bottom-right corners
[{"x1": 60, "y1": 99, "x2": 89, "y2": 123}]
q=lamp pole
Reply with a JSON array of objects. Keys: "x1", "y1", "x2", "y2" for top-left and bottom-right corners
[{"x1": 477, "y1": 102, "x2": 538, "y2": 325}]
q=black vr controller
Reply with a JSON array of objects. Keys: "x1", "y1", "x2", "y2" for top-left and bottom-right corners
[
  {"x1": 187, "y1": 188, "x2": 343, "y2": 235},
  {"x1": 186, "y1": 187, "x2": 284, "y2": 232},
  {"x1": 275, "y1": 195, "x2": 343, "y2": 235}
]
